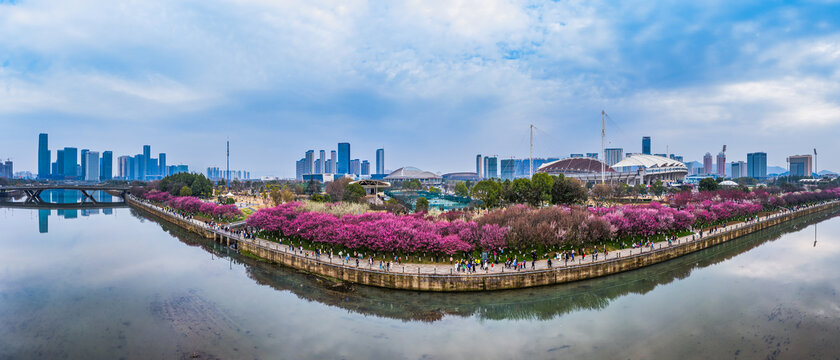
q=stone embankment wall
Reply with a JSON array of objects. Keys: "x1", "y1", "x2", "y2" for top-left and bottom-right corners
[{"x1": 127, "y1": 196, "x2": 840, "y2": 292}]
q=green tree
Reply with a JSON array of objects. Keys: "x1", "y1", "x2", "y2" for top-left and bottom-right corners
[
  {"x1": 306, "y1": 179, "x2": 321, "y2": 195},
  {"x1": 550, "y1": 175, "x2": 587, "y2": 205},
  {"x1": 471, "y1": 180, "x2": 502, "y2": 208},
  {"x1": 591, "y1": 183, "x2": 611, "y2": 200},
  {"x1": 530, "y1": 173, "x2": 554, "y2": 205},
  {"x1": 428, "y1": 187, "x2": 442, "y2": 195},
  {"x1": 403, "y1": 179, "x2": 423, "y2": 190},
  {"x1": 698, "y1": 177, "x2": 719, "y2": 192},
  {"x1": 310, "y1": 193, "x2": 324, "y2": 202},
  {"x1": 415, "y1": 197, "x2": 429, "y2": 212},
  {"x1": 343, "y1": 183, "x2": 366, "y2": 202},
  {"x1": 651, "y1": 180, "x2": 666, "y2": 197},
  {"x1": 179, "y1": 185, "x2": 192, "y2": 196},
  {"x1": 508, "y1": 178, "x2": 531, "y2": 204},
  {"x1": 454, "y1": 182, "x2": 470, "y2": 197},
  {"x1": 224, "y1": 197, "x2": 236, "y2": 205},
  {"x1": 635, "y1": 183, "x2": 648, "y2": 196},
  {"x1": 269, "y1": 187, "x2": 282, "y2": 205}
]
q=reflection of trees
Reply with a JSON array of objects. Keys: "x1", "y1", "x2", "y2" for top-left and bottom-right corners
[{"x1": 131, "y1": 208, "x2": 840, "y2": 323}]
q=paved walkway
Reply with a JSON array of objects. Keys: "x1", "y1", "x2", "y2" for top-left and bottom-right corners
[{"x1": 131, "y1": 197, "x2": 833, "y2": 277}]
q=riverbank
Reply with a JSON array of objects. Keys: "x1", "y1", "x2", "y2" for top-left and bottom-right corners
[{"x1": 126, "y1": 196, "x2": 840, "y2": 291}]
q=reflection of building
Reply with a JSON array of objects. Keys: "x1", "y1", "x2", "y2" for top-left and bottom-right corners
[
  {"x1": 787, "y1": 155, "x2": 813, "y2": 177},
  {"x1": 538, "y1": 154, "x2": 687, "y2": 185}
]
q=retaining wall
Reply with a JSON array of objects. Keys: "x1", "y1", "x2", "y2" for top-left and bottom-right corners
[{"x1": 127, "y1": 196, "x2": 840, "y2": 291}]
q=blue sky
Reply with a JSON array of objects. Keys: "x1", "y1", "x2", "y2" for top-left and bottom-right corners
[{"x1": 2, "y1": 0, "x2": 840, "y2": 177}]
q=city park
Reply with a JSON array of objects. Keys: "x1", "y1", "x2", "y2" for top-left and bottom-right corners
[{"x1": 132, "y1": 171, "x2": 840, "y2": 268}]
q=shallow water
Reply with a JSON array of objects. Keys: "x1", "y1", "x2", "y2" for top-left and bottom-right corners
[{"x1": 1, "y1": 199, "x2": 839, "y2": 359}]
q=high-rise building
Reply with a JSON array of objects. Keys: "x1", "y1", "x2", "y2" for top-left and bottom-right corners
[
  {"x1": 337, "y1": 142, "x2": 350, "y2": 174},
  {"x1": 570, "y1": 153, "x2": 584, "y2": 158},
  {"x1": 0, "y1": 160, "x2": 12, "y2": 178},
  {"x1": 787, "y1": 155, "x2": 813, "y2": 177},
  {"x1": 158, "y1": 153, "x2": 167, "y2": 177},
  {"x1": 730, "y1": 161, "x2": 747, "y2": 178},
  {"x1": 142, "y1": 145, "x2": 151, "y2": 175},
  {"x1": 500, "y1": 159, "x2": 516, "y2": 180},
  {"x1": 118, "y1": 156, "x2": 130, "y2": 179},
  {"x1": 85, "y1": 151, "x2": 99, "y2": 181},
  {"x1": 703, "y1": 152, "x2": 713, "y2": 175},
  {"x1": 716, "y1": 152, "x2": 726, "y2": 176},
  {"x1": 133, "y1": 154, "x2": 146, "y2": 180},
  {"x1": 747, "y1": 152, "x2": 767, "y2": 179},
  {"x1": 476, "y1": 154, "x2": 483, "y2": 179},
  {"x1": 63, "y1": 147, "x2": 78, "y2": 179},
  {"x1": 295, "y1": 158, "x2": 305, "y2": 180},
  {"x1": 80, "y1": 149, "x2": 89, "y2": 179},
  {"x1": 349, "y1": 159, "x2": 361, "y2": 176},
  {"x1": 642, "y1": 136, "x2": 651, "y2": 155},
  {"x1": 604, "y1": 148, "x2": 623, "y2": 166},
  {"x1": 101, "y1": 151, "x2": 113, "y2": 180},
  {"x1": 330, "y1": 150, "x2": 337, "y2": 174},
  {"x1": 314, "y1": 159, "x2": 322, "y2": 175},
  {"x1": 484, "y1": 156, "x2": 498, "y2": 179},
  {"x1": 376, "y1": 148, "x2": 385, "y2": 175},
  {"x1": 361, "y1": 160, "x2": 370, "y2": 176},
  {"x1": 38, "y1": 133, "x2": 50, "y2": 179},
  {"x1": 56, "y1": 149, "x2": 65, "y2": 177},
  {"x1": 319, "y1": 150, "x2": 326, "y2": 174},
  {"x1": 586, "y1": 152, "x2": 599, "y2": 159},
  {"x1": 304, "y1": 150, "x2": 314, "y2": 175}
]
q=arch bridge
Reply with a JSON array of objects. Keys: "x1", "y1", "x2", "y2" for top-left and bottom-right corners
[{"x1": 0, "y1": 184, "x2": 130, "y2": 204}]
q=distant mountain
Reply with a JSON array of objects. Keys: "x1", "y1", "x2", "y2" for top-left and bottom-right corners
[
  {"x1": 767, "y1": 166, "x2": 786, "y2": 175},
  {"x1": 818, "y1": 170, "x2": 837, "y2": 176}
]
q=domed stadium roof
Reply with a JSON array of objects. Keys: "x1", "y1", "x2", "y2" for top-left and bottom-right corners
[
  {"x1": 384, "y1": 167, "x2": 442, "y2": 180},
  {"x1": 537, "y1": 158, "x2": 615, "y2": 174},
  {"x1": 719, "y1": 180, "x2": 738, "y2": 186},
  {"x1": 612, "y1": 154, "x2": 686, "y2": 169}
]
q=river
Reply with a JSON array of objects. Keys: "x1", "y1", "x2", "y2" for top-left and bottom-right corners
[{"x1": 1, "y1": 193, "x2": 838, "y2": 359}]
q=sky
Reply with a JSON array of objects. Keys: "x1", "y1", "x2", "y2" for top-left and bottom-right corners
[{"x1": 1, "y1": 0, "x2": 840, "y2": 178}]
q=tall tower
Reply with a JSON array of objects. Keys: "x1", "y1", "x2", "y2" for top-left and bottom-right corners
[
  {"x1": 38, "y1": 133, "x2": 50, "y2": 179},
  {"x1": 226, "y1": 140, "x2": 230, "y2": 187}
]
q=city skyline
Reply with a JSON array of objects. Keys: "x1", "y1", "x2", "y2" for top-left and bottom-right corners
[{"x1": 2, "y1": 1, "x2": 840, "y2": 177}]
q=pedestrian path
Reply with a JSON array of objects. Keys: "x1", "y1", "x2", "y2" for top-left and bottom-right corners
[{"x1": 131, "y1": 196, "x2": 833, "y2": 277}]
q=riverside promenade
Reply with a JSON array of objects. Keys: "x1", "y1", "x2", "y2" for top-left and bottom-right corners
[{"x1": 127, "y1": 196, "x2": 840, "y2": 291}]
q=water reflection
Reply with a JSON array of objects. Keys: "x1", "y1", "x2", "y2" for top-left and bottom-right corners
[
  {"x1": 134, "y1": 206, "x2": 840, "y2": 323},
  {"x1": 2, "y1": 190, "x2": 123, "y2": 233}
]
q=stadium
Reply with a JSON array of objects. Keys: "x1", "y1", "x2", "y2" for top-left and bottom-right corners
[{"x1": 537, "y1": 154, "x2": 687, "y2": 185}]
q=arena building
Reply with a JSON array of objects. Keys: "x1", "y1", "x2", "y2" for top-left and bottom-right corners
[
  {"x1": 537, "y1": 154, "x2": 687, "y2": 185},
  {"x1": 383, "y1": 167, "x2": 443, "y2": 185}
]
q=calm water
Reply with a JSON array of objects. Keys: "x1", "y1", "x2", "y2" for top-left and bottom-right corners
[{"x1": 1, "y1": 199, "x2": 839, "y2": 359}]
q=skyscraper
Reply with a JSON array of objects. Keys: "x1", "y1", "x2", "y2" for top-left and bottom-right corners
[
  {"x1": 604, "y1": 148, "x2": 623, "y2": 166},
  {"x1": 80, "y1": 149, "x2": 89, "y2": 179},
  {"x1": 476, "y1": 154, "x2": 483, "y2": 179},
  {"x1": 63, "y1": 147, "x2": 78, "y2": 179},
  {"x1": 787, "y1": 155, "x2": 813, "y2": 177},
  {"x1": 500, "y1": 159, "x2": 516, "y2": 180},
  {"x1": 747, "y1": 152, "x2": 767, "y2": 179},
  {"x1": 319, "y1": 150, "x2": 326, "y2": 174},
  {"x1": 101, "y1": 151, "x2": 113, "y2": 180},
  {"x1": 337, "y1": 142, "x2": 350, "y2": 174},
  {"x1": 118, "y1": 156, "x2": 130, "y2": 179},
  {"x1": 296, "y1": 158, "x2": 305, "y2": 180},
  {"x1": 703, "y1": 152, "x2": 713, "y2": 175},
  {"x1": 304, "y1": 150, "x2": 314, "y2": 175},
  {"x1": 330, "y1": 150, "x2": 337, "y2": 174},
  {"x1": 143, "y1": 145, "x2": 151, "y2": 175},
  {"x1": 376, "y1": 148, "x2": 385, "y2": 175},
  {"x1": 716, "y1": 152, "x2": 726, "y2": 176},
  {"x1": 38, "y1": 133, "x2": 50, "y2": 179},
  {"x1": 349, "y1": 159, "x2": 361, "y2": 176},
  {"x1": 731, "y1": 161, "x2": 746, "y2": 178},
  {"x1": 586, "y1": 153, "x2": 599, "y2": 159},
  {"x1": 133, "y1": 154, "x2": 145, "y2": 180},
  {"x1": 158, "y1": 153, "x2": 167, "y2": 177},
  {"x1": 642, "y1": 136, "x2": 651, "y2": 155},
  {"x1": 56, "y1": 150, "x2": 65, "y2": 177},
  {"x1": 484, "y1": 156, "x2": 498, "y2": 179},
  {"x1": 361, "y1": 160, "x2": 370, "y2": 176},
  {"x1": 85, "y1": 151, "x2": 100, "y2": 181}
]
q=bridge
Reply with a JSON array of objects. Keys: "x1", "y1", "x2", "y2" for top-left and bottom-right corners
[{"x1": 0, "y1": 184, "x2": 130, "y2": 204}]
